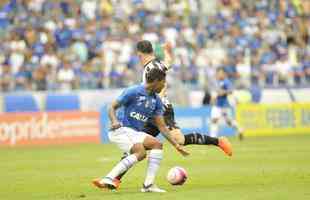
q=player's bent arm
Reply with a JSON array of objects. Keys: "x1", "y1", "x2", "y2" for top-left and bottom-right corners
[
  {"x1": 108, "y1": 100, "x2": 122, "y2": 130},
  {"x1": 154, "y1": 115, "x2": 189, "y2": 156},
  {"x1": 154, "y1": 116, "x2": 178, "y2": 146},
  {"x1": 162, "y1": 42, "x2": 173, "y2": 70},
  {"x1": 217, "y1": 89, "x2": 233, "y2": 96}
]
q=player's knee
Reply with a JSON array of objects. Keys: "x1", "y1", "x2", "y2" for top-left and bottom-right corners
[
  {"x1": 134, "y1": 148, "x2": 147, "y2": 161},
  {"x1": 211, "y1": 118, "x2": 219, "y2": 123},
  {"x1": 152, "y1": 141, "x2": 163, "y2": 149},
  {"x1": 226, "y1": 120, "x2": 232, "y2": 126},
  {"x1": 145, "y1": 138, "x2": 162, "y2": 150},
  {"x1": 136, "y1": 150, "x2": 147, "y2": 161},
  {"x1": 148, "y1": 137, "x2": 163, "y2": 149},
  {"x1": 131, "y1": 144, "x2": 147, "y2": 161}
]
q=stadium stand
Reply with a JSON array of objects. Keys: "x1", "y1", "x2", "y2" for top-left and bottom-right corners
[{"x1": 0, "y1": 0, "x2": 308, "y2": 94}]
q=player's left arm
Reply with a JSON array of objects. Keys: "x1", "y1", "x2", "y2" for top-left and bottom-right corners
[
  {"x1": 154, "y1": 115, "x2": 189, "y2": 156},
  {"x1": 218, "y1": 89, "x2": 232, "y2": 96},
  {"x1": 153, "y1": 96, "x2": 189, "y2": 156},
  {"x1": 218, "y1": 81, "x2": 233, "y2": 96},
  {"x1": 162, "y1": 42, "x2": 173, "y2": 70}
]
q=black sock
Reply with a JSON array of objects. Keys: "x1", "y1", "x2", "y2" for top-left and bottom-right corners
[{"x1": 184, "y1": 133, "x2": 219, "y2": 146}]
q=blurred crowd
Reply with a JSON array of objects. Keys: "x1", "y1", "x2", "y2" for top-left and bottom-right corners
[{"x1": 0, "y1": 0, "x2": 309, "y2": 92}]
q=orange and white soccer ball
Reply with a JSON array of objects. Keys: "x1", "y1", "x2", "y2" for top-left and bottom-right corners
[{"x1": 166, "y1": 166, "x2": 188, "y2": 185}]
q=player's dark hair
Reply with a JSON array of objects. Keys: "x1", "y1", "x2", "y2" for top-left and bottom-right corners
[
  {"x1": 216, "y1": 67, "x2": 226, "y2": 73},
  {"x1": 145, "y1": 67, "x2": 166, "y2": 83},
  {"x1": 136, "y1": 40, "x2": 153, "y2": 54}
]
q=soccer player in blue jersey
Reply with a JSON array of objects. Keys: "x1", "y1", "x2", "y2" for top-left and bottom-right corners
[
  {"x1": 210, "y1": 68, "x2": 244, "y2": 140},
  {"x1": 92, "y1": 67, "x2": 189, "y2": 193},
  {"x1": 109, "y1": 40, "x2": 232, "y2": 187}
]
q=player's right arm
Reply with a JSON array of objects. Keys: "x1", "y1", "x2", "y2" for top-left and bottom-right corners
[
  {"x1": 108, "y1": 87, "x2": 135, "y2": 130},
  {"x1": 108, "y1": 100, "x2": 122, "y2": 130}
]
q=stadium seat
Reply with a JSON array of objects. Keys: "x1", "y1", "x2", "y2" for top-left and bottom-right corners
[
  {"x1": 45, "y1": 94, "x2": 80, "y2": 111},
  {"x1": 4, "y1": 94, "x2": 39, "y2": 112}
]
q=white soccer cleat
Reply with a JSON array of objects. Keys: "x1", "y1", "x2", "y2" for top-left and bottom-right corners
[{"x1": 141, "y1": 184, "x2": 166, "y2": 193}]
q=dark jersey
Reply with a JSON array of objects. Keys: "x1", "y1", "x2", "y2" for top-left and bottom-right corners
[
  {"x1": 143, "y1": 97, "x2": 179, "y2": 137},
  {"x1": 142, "y1": 58, "x2": 175, "y2": 136}
]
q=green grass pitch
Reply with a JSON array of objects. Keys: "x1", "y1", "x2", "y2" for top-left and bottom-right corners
[{"x1": 1, "y1": 135, "x2": 310, "y2": 200}]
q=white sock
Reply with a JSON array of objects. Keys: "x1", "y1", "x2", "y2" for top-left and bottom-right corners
[
  {"x1": 228, "y1": 119, "x2": 243, "y2": 133},
  {"x1": 144, "y1": 149, "x2": 163, "y2": 186},
  {"x1": 210, "y1": 122, "x2": 219, "y2": 137},
  {"x1": 103, "y1": 154, "x2": 138, "y2": 182}
]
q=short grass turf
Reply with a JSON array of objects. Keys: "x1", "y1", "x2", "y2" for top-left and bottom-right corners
[{"x1": 1, "y1": 135, "x2": 310, "y2": 200}]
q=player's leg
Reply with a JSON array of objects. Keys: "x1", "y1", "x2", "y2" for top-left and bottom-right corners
[
  {"x1": 170, "y1": 128, "x2": 232, "y2": 156},
  {"x1": 169, "y1": 128, "x2": 217, "y2": 146},
  {"x1": 114, "y1": 152, "x2": 130, "y2": 181},
  {"x1": 101, "y1": 143, "x2": 146, "y2": 187},
  {"x1": 163, "y1": 102, "x2": 231, "y2": 155},
  {"x1": 141, "y1": 134, "x2": 166, "y2": 193},
  {"x1": 93, "y1": 127, "x2": 147, "y2": 190},
  {"x1": 210, "y1": 106, "x2": 221, "y2": 137},
  {"x1": 226, "y1": 118, "x2": 244, "y2": 140},
  {"x1": 115, "y1": 123, "x2": 161, "y2": 182},
  {"x1": 163, "y1": 102, "x2": 217, "y2": 146},
  {"x1": 223, "y1": 109, "x2": 244, "y2": 140}
]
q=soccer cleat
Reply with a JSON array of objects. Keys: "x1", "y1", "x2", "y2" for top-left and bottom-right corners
[
  {"x1": 238, "y1": 132, "x2": 244, "y2": 141},
  {"x1": 218, "y1": 137, "x2": 232, "y2": 156},
  {"x1": 92, "y1": 177, "x2": 118, "y2": 190},
  {"x1": 141, "y1": 184, "x2": 166, "y2": 193},
  {"x1": 112, "y1": 178, "x2": 121, "y2": 189},
  {"x1": 92, "y1": 178, "x2": 106, "y2": 189}
]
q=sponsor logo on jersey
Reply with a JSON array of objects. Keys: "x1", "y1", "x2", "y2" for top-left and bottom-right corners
[{"x1": 130, "y1": 112, "x2": 148, "y2": 122}]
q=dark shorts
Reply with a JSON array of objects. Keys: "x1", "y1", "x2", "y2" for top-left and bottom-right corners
[{"x1": 143, "y1": 103, "x2": 179, "y2": 137}]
